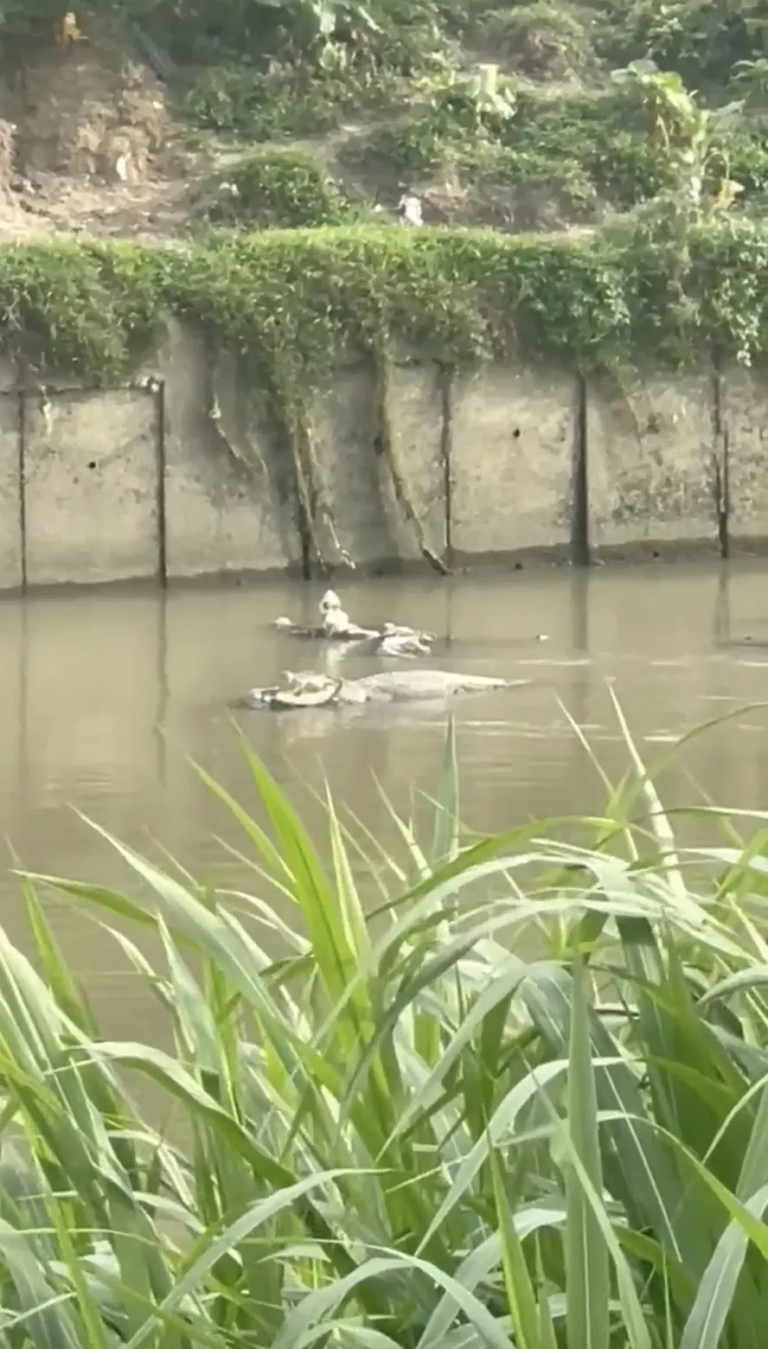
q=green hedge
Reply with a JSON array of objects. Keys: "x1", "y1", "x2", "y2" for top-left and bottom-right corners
[
  {"x1": 2, "y1": 219, "x2": 767, "y2": 386},
  {"x1": 207, "y1": 148, "x2": 362, "y2": 227}
]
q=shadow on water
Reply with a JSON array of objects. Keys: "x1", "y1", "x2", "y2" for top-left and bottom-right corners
[
  {"x1": 1, "y1": 561, "x2": 768, "y2": 1040},
  {"x1": 713, "y1": 565, "x2": 768, "y2": 652}
]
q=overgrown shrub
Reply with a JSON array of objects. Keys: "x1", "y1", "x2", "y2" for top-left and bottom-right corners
[
  {"x1": 360, "y1": 86, "x2": 676, "y2": 210},
  {"x1": 208, "y1": 148, "x2": 361, "y2": 227},
  {"x1": 593, "y1": 0, "x2": 768, "y2": 87},
  {"x1": 359, "y1": 69, "x2": 768, "y2": 224},
  {"x1": 472, "y1": 0, "x2": 595, "y2": 78},
  {"x1": 5, "y1": 217, "x2": 768, "y2": 386},
  {"x1": 182, "y1": 61, "x2": 381, "y2": 140}
]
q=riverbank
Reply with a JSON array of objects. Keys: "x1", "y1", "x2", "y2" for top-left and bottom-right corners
[
  {"x1": 1, "y1": 225, "x2": 768, "y2": 585},
  {"x1": 0, "y1": 0, "x2": 766, "y2": 241},
  {"x1": 5, "y1": 721, "x2": 768, "y2": 1349},
  {"x1": 5, "y1": 221, "x2": 767, "y2": 383}
]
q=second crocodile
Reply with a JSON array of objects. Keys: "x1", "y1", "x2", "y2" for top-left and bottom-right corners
[{"x1": 240, "y1": 668, "x2": 528, "y2": 710}]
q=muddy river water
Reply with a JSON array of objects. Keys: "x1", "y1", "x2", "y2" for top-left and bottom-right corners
[{"x1": 2, "y1": 560, "x2": 768, "y2": 1040}]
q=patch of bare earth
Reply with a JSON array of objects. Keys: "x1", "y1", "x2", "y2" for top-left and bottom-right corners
[{"x1": 0, "y1": 35, "x2": 212, "y2": 242}]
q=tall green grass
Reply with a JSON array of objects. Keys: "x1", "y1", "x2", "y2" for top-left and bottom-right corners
[{"x1": 3, "y1": 701, "x2": 768, "y2": 1348}]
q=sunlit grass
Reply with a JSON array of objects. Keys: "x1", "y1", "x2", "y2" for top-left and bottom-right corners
[{"x1": 2, "y1": 699, "x2": 768, "y2": 1348}]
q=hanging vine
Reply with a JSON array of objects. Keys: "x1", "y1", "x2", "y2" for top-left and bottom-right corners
[
  {"x1": 372, "y1": 343, "x2": 450, "y2": 574},
  {"x1": 272, "y1": 361, "x2": 355, "y2": 574},
  {"x1": 207, "y1": 350, "x2": 272, "y2": 481},
  {"x1": 2, "y1": 221, "x2": 768, "y2": 453}
]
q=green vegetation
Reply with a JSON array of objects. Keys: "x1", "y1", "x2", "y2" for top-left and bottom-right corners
[
  {"x1": 5, "y1": 0, "x2": 768, "y2": 233},
  {"x1": 164, "y1": 0, "x2": 768, "y2": 232},
  {"x1": 358, "y1": 82, "x2": 672, "y2": 219},
  {"x1": 593, "y1": 0, "x2": 768, "y2": 88},
  {"x1": 471, "y1": 0, "x2": 594, "y2": 78},
  {"x1": 5, "y1": 713, "x2": 768, "y2": 1347},
  {"x1": 3, "y1": 1, "x2": 768, "y2": 379},
  {"x1": 5, "y1": 217, "x2": 768, "y2": 387},
  {"x1": 204, "y1": 148, "x2": 363, "y2": 228},
  {"x1": 352, "y1": 63, "x2": 768, "y2": 229},
  {"x1": 181, "y1": 58, "x2": 397, "y2": 143}
]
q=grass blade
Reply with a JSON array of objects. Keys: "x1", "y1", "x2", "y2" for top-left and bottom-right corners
[{"x1": 564, "y1": 956, "x2": 609, "y2": 1349}]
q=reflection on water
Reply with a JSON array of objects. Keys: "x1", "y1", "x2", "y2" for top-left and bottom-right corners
[{"x1": 3, "y1": 560, "x2": 768, "y2": 1037}]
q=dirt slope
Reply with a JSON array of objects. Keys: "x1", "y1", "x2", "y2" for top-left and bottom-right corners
[{"x1": 0, "y1": 35, "x2": 209, "y2": 241}]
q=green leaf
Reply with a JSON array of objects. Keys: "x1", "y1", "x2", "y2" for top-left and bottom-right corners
[{"x1": 564, "y1": 956, "x2": 609, "y2": 1349}]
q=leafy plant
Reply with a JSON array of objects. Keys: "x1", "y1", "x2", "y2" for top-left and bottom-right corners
[
  {"x1": 3, "y1": 709, "x2": 768, "y2": 1347},
  {"x1": 592, "y1": 0, "x2": 768, "y2": 87},
  {"x1": 610, "y1": 60, "x2": 746, "y2": 211},
  {"x1": 206, "y1": 147, "x2": 361, "y2": 227},
  {"x1": 418, "y1": 63, "x2": 518, "y2": 130},
  {"x1": 182, "y1": 59, "x2": 389, "y2": 140},
  {"x1": 472, "y1": 0, "x2": 593, "y2": 79},
  {"x1": 9, "y1": 218, "x2": 768, "y2": 386}
]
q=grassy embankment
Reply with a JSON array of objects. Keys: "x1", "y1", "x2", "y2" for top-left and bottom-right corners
[
  {"x1": 3, "y1": 1, "x2": 768, "y2": 388},
  {"x1": 2, "y1": 706, "x2": 768, "y2": 1347},
  {"x1": 5, "y1": 0, "x2": 768, "y2": 231},
  {"x1": 170, "y1": 0, "x2": 768, "y2": 234},
  {"x1": 3, "y1": 2, "x2": 768, "y2": 458}
]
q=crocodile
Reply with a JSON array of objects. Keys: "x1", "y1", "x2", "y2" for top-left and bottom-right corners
[
  {"x1": 273, "y1": 590, "x2": 435, "y2": 657},
  {"x1": 241, "y1": 668, "x2": 526, "y2": 710}
]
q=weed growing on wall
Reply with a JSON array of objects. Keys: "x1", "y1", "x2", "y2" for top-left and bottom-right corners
[
  {"x1": 3, "y1": 220, "x2": 768, "y2": 385},
  {"x1": 0, "y1": 243, "x2": 170, "y2": 381},
  {"x1": 688, "y1": 218, "x2": 768, "y2": 364},
  {"x1": 0, "y1": 229, "x2": 622, "y2": 382}
]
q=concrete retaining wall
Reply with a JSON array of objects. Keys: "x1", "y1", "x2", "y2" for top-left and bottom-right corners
[
  {"x1": 450, "y1": 366, "x2": 576, "y2": 561},
  {"x1": 0, "y1": 339, "x2": 764, "y2": 593},
  {"x1": 587, "y1": 373, "x2": 720, "y2": 557},
  {"x1": 0, "y1": 394, "x2": 22, "y2": 590},
  {"x1": 161, "y1": 326, "x2": 302, "y2": 580},
  {"x1": 24, "y1": 388, "x2": 160, "y2": 586},
  {"x1": 310, "y1": 357, "x2": 447, "y2": 569},
  {"x1": 311, "y1": 365, "x2": 387, "y2": 568},
  {"x1": 719, "y1": 367, "x2": 768, "y2": 553}
]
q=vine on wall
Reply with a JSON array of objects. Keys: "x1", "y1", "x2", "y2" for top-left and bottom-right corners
[
  {"x1": 3, "y1": 220, "x2": 768, "y2": 389},
  {"x1": 3, "y1": 219, "x2": 766, "y2": 570}
]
